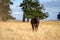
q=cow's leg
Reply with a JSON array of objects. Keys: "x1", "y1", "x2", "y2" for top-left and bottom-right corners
[
  {"x1": 35, "y1": 24, "x2": 38, "y2": 31},
  {"x1": 32, "y1": 24, "x2": 34, "y2": 31}
]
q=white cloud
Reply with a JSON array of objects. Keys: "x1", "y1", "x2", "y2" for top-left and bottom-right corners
[
  {"x1": 45, "y1": 7, "x2": 60, "y2": 12},
  {"x1": 11, "y1": 12, "x2": 23, "y2": 20},
  {"x1": 40, "y1": 0, "x2": 58, "y2": 3},
  {"x1": 12, "y1": 12, "x2": 22, "y2": 14}
]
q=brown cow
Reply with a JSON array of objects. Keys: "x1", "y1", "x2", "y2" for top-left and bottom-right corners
[{"x1": 31, "y1": 16, "x2": 39, "y2": 31}]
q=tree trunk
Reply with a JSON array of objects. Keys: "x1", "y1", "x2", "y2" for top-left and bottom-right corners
[
  {"x1": 2, "y1": 16, "x2": 7, "y2": 22},
  {"x1": 1, "y1": 14, "x2": 7, "y2": 22},
  {"x1": 27, "y1": 18, "x2": 29, "y2": 22},
  {"x1": 23, "y1": 14, "x2": 25, "y2": 22}
]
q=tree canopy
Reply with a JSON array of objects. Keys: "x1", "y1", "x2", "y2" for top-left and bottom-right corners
[
  {"x1": 20, "y1": 0, "x2": 48, "y2": 22},
  {"x1": 0, "y1": 0, "x2": 15, "y2": 21}
]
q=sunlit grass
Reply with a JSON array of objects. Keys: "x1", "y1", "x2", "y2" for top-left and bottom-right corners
[{"x1": 0, "y1": 20, "x2": 60, "y2": 40}]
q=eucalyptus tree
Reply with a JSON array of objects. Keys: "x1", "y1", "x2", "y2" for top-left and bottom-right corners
[
  {"x1": 0, "y1": 0, "x2": 15, "y2": 21},
  {"x1": 20, "y1": 0, "x2": 48, "y2": 22}
]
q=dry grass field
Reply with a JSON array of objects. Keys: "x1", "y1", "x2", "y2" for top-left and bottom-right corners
[{"x1": 0, "y1": 20, "x2": 60, "y2": 40}]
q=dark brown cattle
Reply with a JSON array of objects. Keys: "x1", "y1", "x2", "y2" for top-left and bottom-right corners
[{"x1": 31, "y1": 16, "x2": 39, "y2": 31}]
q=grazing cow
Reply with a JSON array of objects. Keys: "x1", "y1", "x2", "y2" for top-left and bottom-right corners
[{"x1": 31, "y1": 16, "x2": 39, "y2": 31}]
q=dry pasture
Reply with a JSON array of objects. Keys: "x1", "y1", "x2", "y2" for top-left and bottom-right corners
[{"x1": 0, "y1": 20, "x2": 60, "y2": 40}]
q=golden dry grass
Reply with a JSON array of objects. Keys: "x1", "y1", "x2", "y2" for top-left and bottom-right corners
[{"x1": 0, "y1": 20, "x2": 60, "y2": 40}]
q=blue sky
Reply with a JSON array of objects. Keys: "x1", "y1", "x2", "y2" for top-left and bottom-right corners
[{"x1": 10, "y1": 0, "x2": 60, "y2": 21}]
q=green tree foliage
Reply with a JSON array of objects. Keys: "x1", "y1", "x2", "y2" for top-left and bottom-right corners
[
  {"x1": 20, "y1": 0, "x2": 28, "y2": 22},
  {"x1": 20, "y1": 0, "x2": 48, "y2": 22},
  {"x1": 57, "y1": 12, "x2": 60, "y2": 20},
  {"x1": 0, "y1": 0, "x2": 15, "y2": 21}
]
